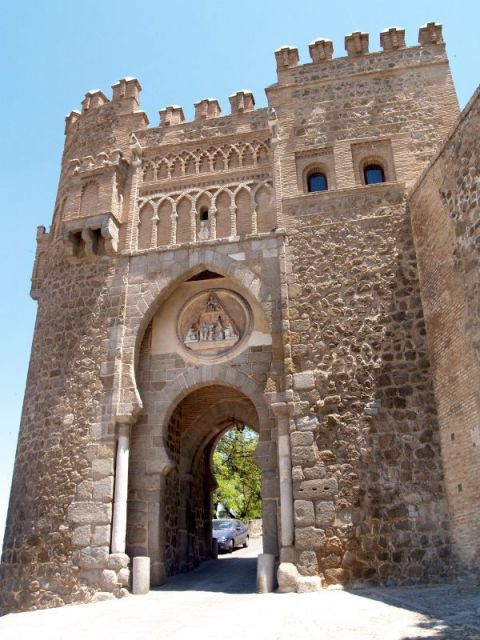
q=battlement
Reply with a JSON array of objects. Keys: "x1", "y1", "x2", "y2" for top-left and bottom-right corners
[
  {"x1": 64, "y1": 22, "x2": 446, "y2": 144},
  {"x1": 272, "y1": 22, "x2": 445, "y2": 85},
  {"x1": 64, "y1": 77, "x2": 148, "y2": 141}
]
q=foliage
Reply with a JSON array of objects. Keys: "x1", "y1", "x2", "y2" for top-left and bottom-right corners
[{"x1": 212, "y1": 426, "x2": 262, "y2": 520}]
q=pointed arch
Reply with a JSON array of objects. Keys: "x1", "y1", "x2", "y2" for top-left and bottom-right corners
[
  {"x1": 143, "y1": 161, "x2": 155, "y2": 182},
  {"x1": 157, "y1": 198, "x2": 173, "y2": 246},
  {"x1": 254, "y1": 183, "x2": 275, "y2": 233},
  {"x1": 157, "y1": 160, "x2": 169, "y2": 180},
  {"x1": 195, "y1": 192, "x2": 212, "y2": 238},
  {"x1": 256, "y1": 143, "x2": 269, "y2": 165},
  {"x1": 214, "y1": 188, "x2": 232, "y2": 239},
  {"x1": 184, "y1": 153, "x2": 196, "y2": 176},
  {"x1": 212, "y1": 150, "x2": 226, "y2": 172},
  {"x1": 241, "y1": 144, "x2": 255, "y2": 168},
  {"x1": 176, "y1": 195, "x2": 193, "y2": 244},
  {"x1": 235, "y1": 187, "x2": 252, "y2": 235},
  {"x1": 198, "y1": 152, "x2": 211, "y2": 174},
  {"x1": 138, "y1": 202, "x2": 155, "y2": 250},
  {"x1": 227, "y1": 147, "x2": 240, "y2": 170},
  {"x1": 170, "y1": 157, "x2": 183, "y2": 178}
]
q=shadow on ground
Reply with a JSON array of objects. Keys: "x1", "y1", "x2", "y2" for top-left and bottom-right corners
[
  {"x1": 155, "y1": 556, "x2": 258, "y2": 595},
  {"x1": 348, "y1": 584, "x2": 480, "y2": 640}
]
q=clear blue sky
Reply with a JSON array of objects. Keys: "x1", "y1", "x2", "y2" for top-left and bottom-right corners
[{"x1": 0, "y1": 0, "x2": 478, "y2": 547}]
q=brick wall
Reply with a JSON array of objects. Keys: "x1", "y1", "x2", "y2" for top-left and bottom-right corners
[{"x1": 409, "y1": 89, "x2": 480, "y2": 575}]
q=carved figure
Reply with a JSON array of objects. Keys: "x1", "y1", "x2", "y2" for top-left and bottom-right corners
[
  {"x1": 185, "y1": 326, "x2": 198, "y2": 342},
  {"x1": 214, "y1": 319, "x2": 224, "y2": 340},
  {"x1": 200, "y1": 322, "x2": 208, "y2": 341}
]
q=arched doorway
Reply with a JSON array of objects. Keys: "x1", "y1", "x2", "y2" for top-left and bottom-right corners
[
  {"x1": 163, "y1": 385, "x2": 259, "y2": 575},
  {"x1": 127, "y1": 383, "x2": 278, "y2": 585},
  {"x1": 125, "y1": 269, "x2": 280, "y2": 586}
]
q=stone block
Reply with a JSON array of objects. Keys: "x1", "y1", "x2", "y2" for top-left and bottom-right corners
[
  {"x1": 294, "y1": 478, "x2": 338, "y2": 500},
  {"x1": 68, "y1": 502, "x2": 112, "y2": 525},
  {"x1": 303, "y1": 464, "x2": 327, "y2": 480},
  {"x1": 294, "y1": 500, "x2": 315, "y2": 527},
  {"x1": 76, "y1": 480, "x2": 93, "y2": 500},
  {"x1": 315, "y1": 502, "x2": 336, "y2": 527},
  {"x1": 291, "y1": 431, "x2": 314, "y2": 446},
  {"x1": 297, "y1": 550, "x2": 318, "y2": 576},
  {"x1": 118, "y1": 568, "x2": 130, "y2": 587},
  {"x1": 108, "y1": 553, "x2": 130, "y2": 571},
  {"x1": 296, "y1": 575, "x2": 322, "y2": 592},
  {"x1": 295, "y1": 526, "x2": 326, "y2": 551},
  {"x1": 72, "y1": 525, "x2": 91, "y2": 547},
  {"x1": 92, "y1": 458, "x2": 114, "y2": 480},
  {"x1": 292, "y1": 466, "x2": 304, "y2": 481},
  {"x1": 291, "y1": 445, "x2": 317, "y2": 466},
  {"x1": 101, "y1": 569, "x2": 118, "y2": 592},
  {"x1": 277, "y1": 562, "x2": 299, "y2": 593},
  {"x1": 77, "y1": 546, "x2": 109, "y2": 569},
  {"x1": 296, "y1": 416, "x2": 319, "y2": 432},
  {"x1": 293, "y1": 371, "x2": 315, "y2": 391},
  {"x1": 93, "y1": 476, "x2": 114, "y2": 502},
  {"x1": 92, "y1": 525, "x2": 111, "y2": 547}
]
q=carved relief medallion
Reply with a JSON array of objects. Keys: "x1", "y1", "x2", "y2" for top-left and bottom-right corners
[{"x1": 178, "y1": 289, "x2": 250, "y2": 357}]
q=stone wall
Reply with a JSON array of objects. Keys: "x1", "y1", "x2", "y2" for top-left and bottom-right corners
[
  {"x1": 409, "y1": 89, "x2": 480, "y2": 575},
  {"x1": 282, "y1": 191, "x2": 450, "y2": 585},
  {"x1": 0, "y1": 244, "x2": 122, "y2": 612}
]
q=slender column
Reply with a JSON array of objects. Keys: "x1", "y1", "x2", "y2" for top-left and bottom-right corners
[
  {"x1": 230, "y1": 204, "x2": 237, "y2": 237},
  {"x1": 129, "y1": 161, "x2": 142, "y2": 251},
  {"x1": 151, "y1": 215, "x2": 159, "y2": 248},
  {"x1": 276, "y1": 409, "x2": 294, "y2": 549},
  {"x1": 111, "y1": 423, "x2": 131, "y2": 554},
  {"x1": 209, "y1": 206, "x2": 217, "y2": 240},
  {"x1": 251, "y1": 206, "x2": 258, "y2": 235},
  {"x1": 190, "y1": 204, "x2": 196, "y2": 242},
  {"x1": 171, "y1": 205, "x2": 177, "y2": 244}
]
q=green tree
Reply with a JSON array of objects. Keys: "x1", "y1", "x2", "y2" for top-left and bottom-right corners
[{"x1": 213, "y1": 426, "x2": 262, "y2": 520}]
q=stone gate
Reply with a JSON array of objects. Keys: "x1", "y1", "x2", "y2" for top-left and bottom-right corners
[{"x1": 1, "y1": 21, "x2": 479, "y2": 613}]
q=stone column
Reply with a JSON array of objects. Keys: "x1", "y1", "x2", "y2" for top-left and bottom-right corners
[
  {"x1": 209, "y1": 206, "x2": 217, "y2": 239},
  {"x1": 190, "y1": 204, "x2": 197, "y2": 242},
  {"x1": 128, "y1": 159, "x2": 143, "y2": 251},
  {"x1": 252, "y1": 206, "x2": 258, "y2": 235},
  {"x1": 111, "y1": 423, "x2": 131, "y2": 554},
  {"x1": 230, "y1": 204, "x2": 237, "y2": 237},
  {"x1": 151, "y1": 216, "x2": 159, "y2": 248},
  {"x1": 271, "y1": 402, "x2": 294, "y2": 552},
  {"x1": 171, "y1": 208, "x2": 177, "y2": 245}
]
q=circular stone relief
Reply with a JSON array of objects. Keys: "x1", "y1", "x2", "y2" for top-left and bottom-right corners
[{"x1": 178, "y1": 289, "x2": 251, "y2": 359}]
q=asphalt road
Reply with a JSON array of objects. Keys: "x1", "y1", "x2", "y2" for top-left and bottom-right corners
[{"x1": 1, "y1": 537, "x2": 479, "y2": 640}]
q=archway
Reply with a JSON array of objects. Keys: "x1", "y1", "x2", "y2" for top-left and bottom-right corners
[
  {"x1": 125, "y1": 267, "x2": 280, "y2": 586},
  {"x1": 127, "y1": 382, "x2": 278, "y2": 585},
  {"x1": 163, "y1": 385, "x2": 259, "y2": 575}
]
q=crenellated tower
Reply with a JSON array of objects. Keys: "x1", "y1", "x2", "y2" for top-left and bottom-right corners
[{"x1": 3, "y1": 21, "x2": 479, "y2": 613}]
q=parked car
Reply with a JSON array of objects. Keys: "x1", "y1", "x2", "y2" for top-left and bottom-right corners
[{"x1": 212, "y1": 519, "x2": 249, "y2": 553}]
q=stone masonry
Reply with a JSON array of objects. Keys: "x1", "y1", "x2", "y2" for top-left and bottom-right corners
[{"x1": 1, "y1": 22, "x2": 479, "y2": 612}]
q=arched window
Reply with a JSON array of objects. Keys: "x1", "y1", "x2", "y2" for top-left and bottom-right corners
[
  {"x1": 363, "y1": 164, "x2": 385, "y2": 185},
  {"x1": 200, "y1": 208, "x2": 209, "y2": 221},
  {"x1": 307, "y1": 172, "x2": 328, "y2": 193}
]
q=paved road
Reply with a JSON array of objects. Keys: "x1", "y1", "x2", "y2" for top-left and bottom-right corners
[{"x1": 1, "y1": 537, "x2": 479, "y2": 640}]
